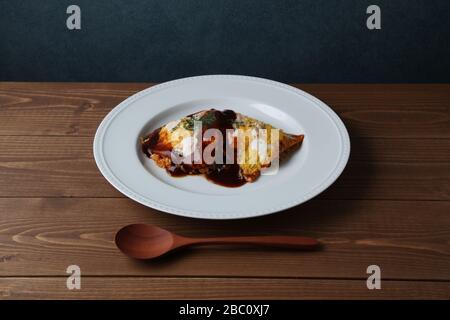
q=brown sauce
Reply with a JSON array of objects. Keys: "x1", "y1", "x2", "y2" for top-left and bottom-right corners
[
  {"x1": 141, "y1": 109, "x2": 247, "y2": 187},
  {"x1": 206, "y1": 164, "x2": 246, "y2": 187}
]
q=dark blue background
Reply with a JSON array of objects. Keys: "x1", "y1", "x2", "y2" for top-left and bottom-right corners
[{"x1": 1, "y1": 0, "x2": 449, "y2": 82}]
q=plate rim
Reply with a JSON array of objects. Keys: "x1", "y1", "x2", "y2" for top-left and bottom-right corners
[{"x1": 93, "y1": 75, "x2": 351, "y2": 219}]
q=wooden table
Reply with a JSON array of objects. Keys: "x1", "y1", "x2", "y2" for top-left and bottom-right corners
[{"x1": 0, "y1": 83, "x2": 449, "y2": 299}]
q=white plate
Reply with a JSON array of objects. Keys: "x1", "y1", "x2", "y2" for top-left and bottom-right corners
[{"x1": 94, "y1": 75, "x2": 350, "y2": 219}]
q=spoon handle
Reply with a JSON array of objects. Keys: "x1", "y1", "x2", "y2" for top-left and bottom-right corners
[{"x1": 186, "y1": 236, "x2": 320, "y2": 250}]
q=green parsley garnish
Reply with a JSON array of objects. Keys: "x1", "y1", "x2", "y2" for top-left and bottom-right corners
[{"x1": 199, "y1": 111, "x2": 216, "y2": 126}]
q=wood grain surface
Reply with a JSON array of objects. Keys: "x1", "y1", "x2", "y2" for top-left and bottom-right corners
[
  {"x1": 0, "y1": 82, "x2": 449, "y2": 299},
  {"x1": 1, "y1": 278, "x2": 449, "y2": 300}
]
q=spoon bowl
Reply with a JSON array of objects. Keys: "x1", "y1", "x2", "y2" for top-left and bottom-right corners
[{"x1": 115, "y1": 224, "x2": 179, "y2": 259}]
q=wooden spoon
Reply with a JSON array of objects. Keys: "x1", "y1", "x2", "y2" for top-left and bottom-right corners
[{"x1": 115, "y1": 224, "x2": 320, "y2": 259}]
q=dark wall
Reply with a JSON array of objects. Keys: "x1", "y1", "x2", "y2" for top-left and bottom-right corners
[{"x1": 1, "y1": 0, "x2": 449, "y2": 82}]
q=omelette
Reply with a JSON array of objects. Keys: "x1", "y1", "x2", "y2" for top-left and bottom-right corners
[{"x1": 141, "y1": 109, "x2": 304, "y2": 187}]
